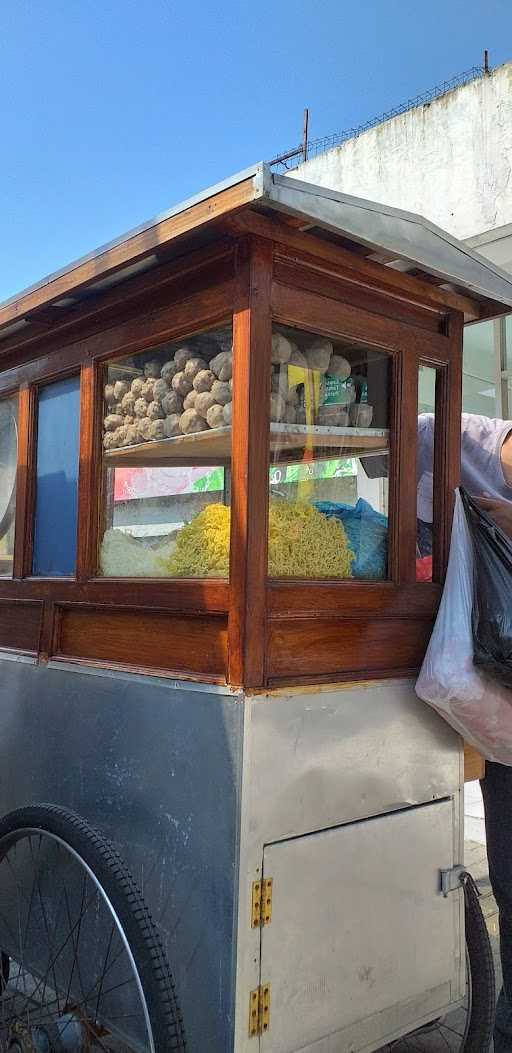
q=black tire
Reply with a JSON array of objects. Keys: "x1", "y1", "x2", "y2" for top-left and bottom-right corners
[
  {"x1": 461, "y1": 871, "x2": 496, "y2": 1053},
  {"x1": 0, "y1": 804, "x2": 187, "y2": 1053}
]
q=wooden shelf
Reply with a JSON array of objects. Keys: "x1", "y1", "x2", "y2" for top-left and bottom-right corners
[{"x1": 104, "y1": 424, "x2": 389, "y2": 468}]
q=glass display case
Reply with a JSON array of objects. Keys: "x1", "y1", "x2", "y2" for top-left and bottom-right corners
[
  {"x1": 100, "y1": 324, "x2": 232, "y2": 577},
  {"x1": 268, "y1": 323, "x2": 390, "y2": 580},
  {"x1": 0, "y1": 163, "x2": 506, "y2": 690}
]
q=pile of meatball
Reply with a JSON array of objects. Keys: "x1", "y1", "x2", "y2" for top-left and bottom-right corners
[
  {"x1": 103, "y1": 331, "x2": 353, "y2": 451},
  {"x1": 103, "y1": 345, "x2": 233, "y2": 450}
]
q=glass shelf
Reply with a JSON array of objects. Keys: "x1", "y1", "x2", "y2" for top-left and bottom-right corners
[{"x1": 104, "y1": 423, "x2": 390, "y2": 468}]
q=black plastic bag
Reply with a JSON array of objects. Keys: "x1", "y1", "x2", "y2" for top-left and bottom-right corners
[{"x1": 461, "y1": 487, "x2": 512, "y2": 688}]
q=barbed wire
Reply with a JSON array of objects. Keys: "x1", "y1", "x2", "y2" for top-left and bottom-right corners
[{"x1": 269, "y1": 65, "x2": 488, "y2": 170}]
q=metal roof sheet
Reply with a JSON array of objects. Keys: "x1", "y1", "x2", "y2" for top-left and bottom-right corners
[{"x1": 2, "y1": 162, "x2": 512, "y2": 333}]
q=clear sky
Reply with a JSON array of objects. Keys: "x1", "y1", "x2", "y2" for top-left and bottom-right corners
[{"x1": 1, "y1": 0, "x2": 511, "y2": 301}]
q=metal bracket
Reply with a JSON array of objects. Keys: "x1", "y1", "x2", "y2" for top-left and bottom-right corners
[
  {"x1": 249, "y1": 984, "x2": 270, "y2": 1037},
  {"x1": 440, "y1": 864, "x2": 465, "y2": 897},
  {"x1": 251, "y1": 878, "x2": 273, "y2": 928}
]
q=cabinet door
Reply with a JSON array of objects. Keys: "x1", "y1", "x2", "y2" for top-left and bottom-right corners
[{"x1": 259, "y1": 800, "x2": 463, "y2": 1052}]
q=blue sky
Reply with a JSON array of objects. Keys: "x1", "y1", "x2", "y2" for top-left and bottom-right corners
[{"x1": 1, "y1": 0, "x2": 511, "y2": 301}]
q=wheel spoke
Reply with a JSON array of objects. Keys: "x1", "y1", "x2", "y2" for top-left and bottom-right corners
[
  {"x1": 62, "y1": 879, "x2": 89, "y2": 1010},
  {"x1": 11, "y1": 887, "x2": 99, "y2": 1023},
  {"x1": 0, "y1": 812, "x2": 184, "y2": 1052},
  {"x1": 94, "y1": 922, "x2": 116, "y2": 1022}
]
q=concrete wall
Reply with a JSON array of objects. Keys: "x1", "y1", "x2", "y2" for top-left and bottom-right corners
[{"x1": 290, "y1": 63, "x2": 512, "y2": 241}]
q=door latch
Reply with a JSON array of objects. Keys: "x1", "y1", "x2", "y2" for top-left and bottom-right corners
[{"x1": 440, "y1": 864, "x2": 465, "y2": 897}]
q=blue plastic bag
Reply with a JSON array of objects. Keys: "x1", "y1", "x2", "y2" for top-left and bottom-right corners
[{"x1": 315, "y1": 499, "x2": 388, "y2": 580}]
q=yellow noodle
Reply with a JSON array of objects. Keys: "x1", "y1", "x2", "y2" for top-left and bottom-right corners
[{"x1": 163, "y1": 500, "x2": 353, "y2": 578}]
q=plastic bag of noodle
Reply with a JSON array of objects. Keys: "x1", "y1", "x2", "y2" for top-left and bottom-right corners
[
  {"x1": 416, "y1": 489, "x2": 512, "y2": 764},
  {"x1": 315, "y1": 499, "x2": 387, "y2": 580},
  {"x1": 461, "y1": 486, "x2": 512, "y2": 689}
]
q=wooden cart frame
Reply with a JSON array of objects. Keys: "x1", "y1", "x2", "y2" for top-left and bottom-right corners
[{"x1": 0, "y1": 164, "x2": 509, "y2": 701}]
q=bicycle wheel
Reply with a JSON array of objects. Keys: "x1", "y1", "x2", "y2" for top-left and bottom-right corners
[
  {"x1": 379, "y1": 872, "x2": 495, "y2": 1052},
  {"x1": 0, "y1": 804, "x2": 186, "y2": 1052}
]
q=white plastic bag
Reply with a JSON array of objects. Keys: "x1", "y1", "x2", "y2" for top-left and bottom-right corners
[{"x1": 416, "y1": 489, "x2": 512, "y2": 764}]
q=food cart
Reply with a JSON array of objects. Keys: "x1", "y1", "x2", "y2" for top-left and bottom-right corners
[{"x1": 0, "y1": 164, "x2": 509, "y2": 1053}]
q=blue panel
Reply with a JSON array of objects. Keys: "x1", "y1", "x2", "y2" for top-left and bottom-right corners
[{"x1": 32, "y1": 376, "x2": 80, "y2": 576}]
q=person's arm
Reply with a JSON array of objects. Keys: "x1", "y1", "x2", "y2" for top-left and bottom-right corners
[{"x1": 474, "y1": 497, "x2": 512, "y2": 539}]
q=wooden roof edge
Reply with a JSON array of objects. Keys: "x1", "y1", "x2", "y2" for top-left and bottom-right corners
[{"x1": 0, "y1": 168, "x2": 264, "y2": 336}]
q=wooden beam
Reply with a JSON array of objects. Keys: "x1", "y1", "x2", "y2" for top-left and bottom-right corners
[
  {"x1": 226, "y1": 210, "x2": 483, "y2": 321},
  {"x1": 13, "y1": 385, "x2": 37, "y2": 579},
  {"x1": 0, "y1": 241, "x2": 236, "y2": 364},
  {"x1": 228, "y1": 237, "x2": 273, "y2": 688}
]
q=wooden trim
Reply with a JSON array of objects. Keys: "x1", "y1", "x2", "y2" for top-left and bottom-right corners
[
  {"x1": 0, "y1": 178, "x2": 257, "y2": 331},
  {"x1": 266, "y1": 614, "x2": 434, "y2": 681},
  {"x1": 0, "y1": 278, "x2": 236, "y2": 397},
  {"x1": 0, "y1": 345, "x2": 91, "y2": 398},
  {"x1": 268, "y1": 581, "x2": 441, "y2": 618},
  {"x1": 227, "y1": 211, "x2": 482, "y2": 321},
  {"x1": 396, "y1": 350, "x2": 420, "y2": 583},
  {"x1": 273, "y1": 256, "x2": 446, "y2": 333},
  {"x1": 0, "y1": 242, "x2": 236, "y2": 362},
  {"x1": 39, "y1": 600, "x2": 57, "y2": 662},
  {"x1": 0, "y1": 576, "x2": 230, "y2": 611},
  {"x1": 0, "y1": 596, "x2": 43, "y2": 655},
  {"x1": 0, "y1": 280, "x2": 234, "y2": 402},
  {"x1": 228, "y1": 237, "x2": 273, "y2": 687},
  {"x1": 265, "y1": 667, "x2": 426, "y2": 689},
  {"x1": 271, "y1": 281, "x2": 451, "y2": 359},
  {"x1": 76, "y1": 363, "x2": 100, "y2": 579},
  {"x1": 13, "y1": 385, "x2": 37, "y2": 578},
  {"x1": 54, "y1": 604, "x2": 228, "y2": 680},
  {"x1": 48, "y1": 654, "x2": 226, "y2": 685}
]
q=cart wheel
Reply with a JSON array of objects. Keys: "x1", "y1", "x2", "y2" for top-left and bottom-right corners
[
  {"x1": 0, "y1": 804, "x2": 186, "y2": 1053},
  {"x1": 382, "y1": 872, "x2": 495, "y2": 1052}
]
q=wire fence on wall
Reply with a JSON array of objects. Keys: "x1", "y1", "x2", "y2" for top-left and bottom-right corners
[{"x1": 269, "y1": 65, "x2": 489, "y2": 171}]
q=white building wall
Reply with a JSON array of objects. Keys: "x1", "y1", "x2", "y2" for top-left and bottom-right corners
[{"x1": 290, "y1": 63, "x2": 512, "y2": 241}]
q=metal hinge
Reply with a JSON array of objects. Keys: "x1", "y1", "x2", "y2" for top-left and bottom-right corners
[
  {"x1": 251, "y1": 878, "x2": 273, "y2": 928},
  {"x1": 440, "y1": 864, "x2": 465, "y2": 897},
  {"x1": 249, "y1": 984, "x2": 271, "y2": 1037}
]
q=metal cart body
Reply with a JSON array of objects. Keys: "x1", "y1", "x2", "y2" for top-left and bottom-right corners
[{"x1": 0, "y1": 655, "x2": 463, "y2": 1052}]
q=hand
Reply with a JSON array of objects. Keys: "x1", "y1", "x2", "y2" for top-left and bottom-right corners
[{"x1": 474, "y1": 496, "x2": 512, "y2": 539}]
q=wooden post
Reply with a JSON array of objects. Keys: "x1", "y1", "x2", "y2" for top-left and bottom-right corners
[
  {"x1": 76, "y1": 362, "x2": 101, "y2": 580},
  {"x1": 13, "y1": 384, "x2": 37, "y2": 579},
  {"x1": 228, "y1": 237, "x2": 273, "y2": 688}
]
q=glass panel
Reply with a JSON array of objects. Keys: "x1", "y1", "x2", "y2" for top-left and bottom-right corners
[
  {"x1": 267, "y1": 324, "x2": 390, "y2": 580},
  {"x1": 100, "y1": 324, "x2": 232, "y2": 577},
  {"x1": 0, "y1": 396, "x2": 18, "y2": 577},
  {"x1": 417, "y1": 365, "x2": 437, "y2": 582},
  {"x1": 32, "y1": 376, "x2": 80, "y2": 577},
  {"x1": 462, "y1": 320, "x2": 496, "y2": 415}
]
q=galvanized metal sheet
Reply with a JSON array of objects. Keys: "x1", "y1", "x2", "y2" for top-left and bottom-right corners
[
  {"x1": 247, "y1": 680, "x2": 461, "y2": 844},
  {"x1": 0, "y1": 659, "x2": 244, "y2": 1053},
  {"x1": 269, "y1": 173, "x2": 512, "y2": 307},
  {"x1": 260, "y1": 800, "x2": 463, "y2": 1053},
  {"x1": 233, "y1": 680, "x2": 463, "y2": 1053}
]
